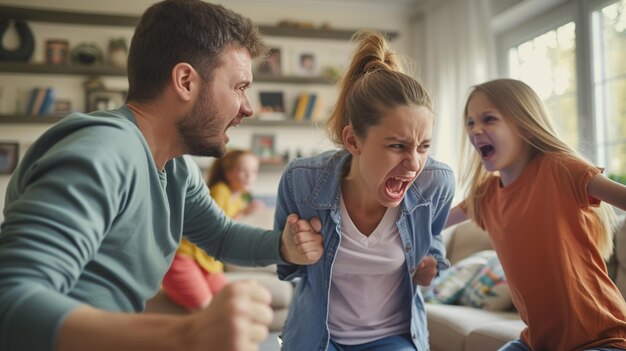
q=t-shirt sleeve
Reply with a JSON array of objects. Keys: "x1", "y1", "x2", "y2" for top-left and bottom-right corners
[{"x1": 557, "y1": 155, "x2": 602, "y2": 208}]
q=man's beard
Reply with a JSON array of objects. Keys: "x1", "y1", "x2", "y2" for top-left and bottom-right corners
[{"x1": 176, "y1": 89, "x2": 227, "y2": 158}]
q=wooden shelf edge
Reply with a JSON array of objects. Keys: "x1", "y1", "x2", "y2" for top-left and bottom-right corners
[
  {"x1": 0, "y1": 115, "x2": 321, "y2": 127},
  {"x1": 0, "y1": 5, "x2": 138, "y2": 27},
  {"x1": 244, "y1": 118, "x2": 322, "y2": 127},
  {"x1": 0, "y1": 115, "x2": 65, "y2": 124},
  {"x1": 258, "y1": 25, "x2": 398, "y2": 41},
  {"x1": 0, "y1": 62, "x2": 126, "y2": 76},
  {"x1": 254, "y1": 74, "x2": 336, "y2": 85},
  {"x1": 0, "y1": 5, "x2": 398, "y2": 40}
]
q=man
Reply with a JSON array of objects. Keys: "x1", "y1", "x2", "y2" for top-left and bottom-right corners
[{"x1": 0, "y1": 1, "x2": 323, "y2": 350}]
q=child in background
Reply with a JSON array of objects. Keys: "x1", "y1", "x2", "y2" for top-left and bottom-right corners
[
  {"x1": 162, "y1": 149, "x2": 264, "y2": 310},
  {"x1": 207, "y1": 149, "x2": 265, "y2": 219},
  {"x1": 447, "y1": 78, "x2": 626, "y2": 351},
  {"x1": 275, "y1": 31, "x2": 455, "y2": 351}
]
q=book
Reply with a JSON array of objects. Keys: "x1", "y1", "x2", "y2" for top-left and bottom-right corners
[
  {"x1": 293, "y1": 93, "x2": 309, "y2": 121},
  {"x1": 38, "y1": 88, "x2": 55, "y2": 115},
  {"x1": 27, "y1": 88, "x2": 47, "y2": 116},
  {"x1": 303, "y1": 93, "x2": 317, "y2": 120}
]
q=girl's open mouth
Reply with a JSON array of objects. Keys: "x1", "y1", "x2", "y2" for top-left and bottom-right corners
[{"x1": 479, "y1": 144, "x2": 495, "y2": 159}]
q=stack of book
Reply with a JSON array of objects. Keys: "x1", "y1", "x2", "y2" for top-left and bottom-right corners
[
  {"x1": 26, "y1": 87, "x2": 55, "y2": 116},
  {"x1": 292, "y1": 93, "x2": 320, "y2": 122}
]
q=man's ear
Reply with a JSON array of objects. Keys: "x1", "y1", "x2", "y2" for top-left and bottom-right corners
[
  {"x1": 342, "y1": 125, "x2": 361, "y2": 155},
  {"x1": 171, "y1": 62, "x2": 198, "y2": 102}
]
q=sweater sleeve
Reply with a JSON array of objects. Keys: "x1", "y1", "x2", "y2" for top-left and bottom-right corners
[
  {"x1": 181, "y1": 157, "x2": 285, "y2": 268},
  {"x1": 0, "y1": 125, "x2": 131, "y2": 351}
]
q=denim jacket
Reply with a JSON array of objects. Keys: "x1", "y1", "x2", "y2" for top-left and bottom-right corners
[{"x1": 274, "y1": 149, "x2": 455, "y2": 351}]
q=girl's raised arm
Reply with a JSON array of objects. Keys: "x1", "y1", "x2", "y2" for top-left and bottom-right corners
[
  {"x1": 588, "y1": 173, "x2": 626, "y2": 211},
  {"x1": 446, "y1": 204, "x2": 469, "y2": 228}
]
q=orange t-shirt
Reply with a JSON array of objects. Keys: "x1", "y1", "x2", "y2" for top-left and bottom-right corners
[{"x1": 473, "y1": 152, "x2": 626, "y2": 350}]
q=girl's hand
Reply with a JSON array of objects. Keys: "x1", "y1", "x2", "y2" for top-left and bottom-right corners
[{"x1": 413, "y1": 256, "x2": 437, "y2": 286}]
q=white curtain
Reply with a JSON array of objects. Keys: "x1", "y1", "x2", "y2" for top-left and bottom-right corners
[{"x1": 411, "y1": 0, "x2": 495, "y2": 179}]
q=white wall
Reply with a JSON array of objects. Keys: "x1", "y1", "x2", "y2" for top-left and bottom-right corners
[{"x1": 0, "y1": 0, "x2": 414, "y2": 219}]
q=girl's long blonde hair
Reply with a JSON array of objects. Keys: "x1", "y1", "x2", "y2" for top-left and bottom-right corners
[{"x1": 459, "y1": 78, "x2": 616, "y2": 258}]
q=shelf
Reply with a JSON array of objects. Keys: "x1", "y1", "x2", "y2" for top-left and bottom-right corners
[
  {"x1": 0, "y1": 62, "x2": 126, "y2": 76},
  {"x1": 0, "y1": 5, "x2": 138, "y2": 27},
  {"x1": 0, "y1": 5, "x2": 398, "y2": 41},
  {"x1": 0, "y1": 115, "x2": 64, "y2": 124},
  {"x1": 0, "y1": 63, "x2": 335, "y2": 83},
  {"x1": 258, "y1": 25, "x2": 398, "y2": 41},
  {"x1": 0, "y1": 114, "x2": 320, "y2": 127},
  {"x1": 259, "y1": 161, "x2": 287, "y2": 172},
  {"x1": 244, "y1": 118, "x2": 320, "y2": 127},
  {"x1": 254, "y1": 74, "x2": 336, "y2": 85}
]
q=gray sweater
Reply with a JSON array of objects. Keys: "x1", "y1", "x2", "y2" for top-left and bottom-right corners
[{"x1": 0, "y1": 106, "x2": 283, "y2": 351}]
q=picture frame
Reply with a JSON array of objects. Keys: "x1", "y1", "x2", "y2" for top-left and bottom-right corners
[
  {"x1": 45, "y1": 39, "x2": 70, "y2": 65},
  {"x1": 258, "y1": 91, "x2": 286, "y2": 120},
  {"x1": 0, "y1": 142, "x2": 19, "y2": 175},
  {"x1": 292, "y1": 50, "x2": 319, "y2": 76},
  {"x1": 251, "y1": 134, "x2": 276, "y2": 160},
  {"x1": 85, "y1": 89, "x2": 127, "y2": 112},
  {"x1": 256, "y1": 47, "x2": 282, "y2": 76}
]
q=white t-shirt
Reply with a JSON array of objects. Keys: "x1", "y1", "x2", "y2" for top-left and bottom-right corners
[{"x1": 328, "y1": 195, "x2": 411, "y2": 345}]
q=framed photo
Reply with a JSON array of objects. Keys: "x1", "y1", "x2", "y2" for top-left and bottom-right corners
[
  {"x1": 258, "y1": 91, "x2": 286, "y2": 120},
  {"x1": 293, "y1": 50, "x2": 319, "y2": 76},
  {"x1": 256, "y1": 47, "x2": 282, "y2": 76},
  {"x1": 0, "y1": 142, "x2": 19, "y2": 175},
  {"x1": 85, "y1": 89, "x2": 127, "y2": 112},
  {"x1": 251, "y1": 134, "x2": 276, "y2": 160},
  {"x1": 53, "y1": 99, "x2": 73, "y2": 114},
  {"x1": 45, "y1": 39, "x2": 70, "y2": 65}
]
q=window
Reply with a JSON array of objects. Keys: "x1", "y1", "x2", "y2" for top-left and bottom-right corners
[
  {"x1": 498, "y1": 0, "x2": 625, "y2": 177},
  {"x1": 592, "y1": 0, "x2": 626, "y2": 178},
  {"x1": 508, "y1": 22, "x2": 579, "y2": 149}
]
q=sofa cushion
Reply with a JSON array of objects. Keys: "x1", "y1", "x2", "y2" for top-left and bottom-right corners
[
  {"x1": 444, "y1": 221, "x2": 493, "y2": 265},
  {"x1": 464, "y1": 320, "x2": 526, "y2": 351},
  {"x1": 423, "y1": 250, "x2": 495, "y2": 304},
  {"x1": 459, "y1": 255, "x2": 512, "y2": 311},
  {"x1": 426, "y1": 303, "x2": 519, "y2": 351}
]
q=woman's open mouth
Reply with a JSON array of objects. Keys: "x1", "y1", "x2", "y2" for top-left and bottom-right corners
[{"x1": 385, "y1": 176, "x2": 411, "y2": 201}]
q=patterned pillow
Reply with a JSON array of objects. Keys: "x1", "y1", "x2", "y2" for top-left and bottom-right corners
[
  {"x1": 459, "y1": 255, "x2": 512, "y2": 311},
  {"x1": 422, "y1": 250, "x2": 496, "y2": 304}
]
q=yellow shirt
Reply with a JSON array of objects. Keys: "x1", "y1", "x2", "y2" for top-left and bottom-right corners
[{"x1": 176, "y1": 182, "x2": 246, "y2": 274}]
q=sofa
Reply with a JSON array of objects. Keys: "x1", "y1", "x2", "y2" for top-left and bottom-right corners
[
  {"x1": 144, "y1": 207, "x2": 294, "y2": 332},
  {"x1": 426, "y1": 214, "x2": 626, "y2": 351}
]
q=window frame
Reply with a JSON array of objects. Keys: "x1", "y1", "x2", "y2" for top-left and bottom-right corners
[{"x1": 496, "y1": 0, "x2": 618, "y2": 164}]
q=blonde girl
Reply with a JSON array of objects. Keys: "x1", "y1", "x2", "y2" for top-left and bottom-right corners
[
  {"x1": 207, "y1": 149, "x2": 264, "y2": 219},
  {"x1": 447, "y1": 78, "x2": 626, "y2": 351},
  {"x1": 162, "y1": 149, "x2": 263, "y2": 310}
]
